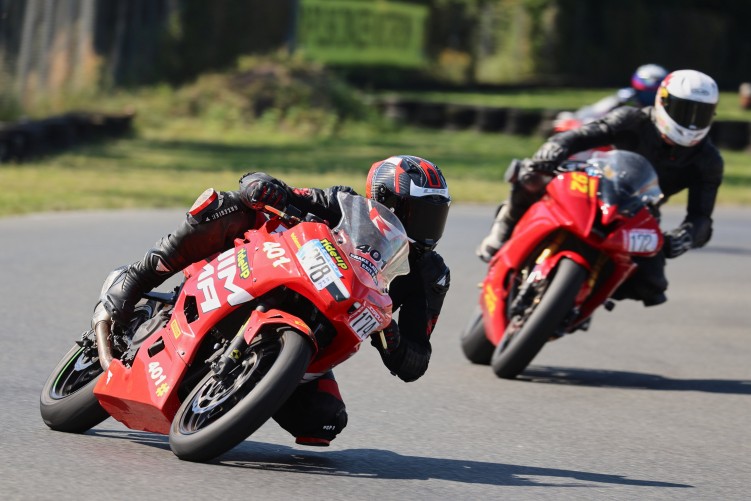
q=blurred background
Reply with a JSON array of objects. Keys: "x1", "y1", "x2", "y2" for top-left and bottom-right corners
[
  {"x1": 4, "y1": 0, "x2": 751, "y2": 96},
  {"x1": 0, "y1": 0, "x2": 749, "y2": 215}
]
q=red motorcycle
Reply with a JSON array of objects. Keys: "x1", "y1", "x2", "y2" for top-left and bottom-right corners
[
  {"x1": 462, "y1": 150, "x2": 664, "y2": 379},
  {"x1": 41, "y1": 192, "x2": 409, "y2": 461}
]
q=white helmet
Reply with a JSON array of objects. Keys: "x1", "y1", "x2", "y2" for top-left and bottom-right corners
[{"x1": 653, "y1": 69, "x2": 718, "y2": 147}]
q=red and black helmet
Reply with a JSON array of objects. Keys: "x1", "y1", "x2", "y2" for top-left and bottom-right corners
[{"x1": 366, "y1": 155, "x2": 451, "y2": 250}]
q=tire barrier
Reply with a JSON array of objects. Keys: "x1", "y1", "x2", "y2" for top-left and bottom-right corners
[
  {"x1": 0, "y1": 112, "x2": 134, "y2": 163},
  {"x1": 708, "y1": 121, "x2": 751, "y2": 151},
  {"x1": 376, "y1": 98, "x2": 751, "y2": 150}
]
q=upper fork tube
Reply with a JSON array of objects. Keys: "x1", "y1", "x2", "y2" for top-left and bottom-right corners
[{"x1": 211, "y1": 302, "x2": 269, "y2": 378}]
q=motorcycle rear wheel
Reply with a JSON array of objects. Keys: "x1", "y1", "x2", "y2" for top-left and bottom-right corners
[
  {"x1": 40, "y1": 339, "x2": 109, "y2": 433},
  {"x1": 169, "y1": 328, "x2": 312, "y2": 462},
  {"x1": 460, "y1": 306, "x2": 494, "y2": 365},
  {"x1": 491, "y1": 258, "x2": 587, "y2": 379}
]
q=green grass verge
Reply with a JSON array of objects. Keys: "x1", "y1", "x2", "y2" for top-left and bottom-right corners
[
  {"x1": 2, "y1": 83, "x2": 750, "y2": 218},
  {"x1": 0, "y1": 119, "x2": 538, "y2": 216},
  {"x1": 2, "y1": 118, "x2": 749, "y2": 218}
]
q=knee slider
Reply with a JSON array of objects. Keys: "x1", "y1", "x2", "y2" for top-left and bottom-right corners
[{"x1": 330, "y1": 407, "x2": 348, "y2": 436}]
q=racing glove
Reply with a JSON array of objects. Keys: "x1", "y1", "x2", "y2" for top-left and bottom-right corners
[
  {"x1": 371, "y1": 320, "x2": 400, "y2": 355},
  {"x1": 239, "y1": 174, "x2": 288, "y2": 210},
  {"x1": 663, "y1": 223, "x2": 694, "y2": 259},
  {"x1": 531, "y1": 141, "x2": 569, "y2": 172}
]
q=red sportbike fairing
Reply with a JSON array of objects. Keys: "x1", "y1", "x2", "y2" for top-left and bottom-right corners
[
  {"x1": 462, "y1": 150, "x2": 664, "y2": 379},
  {"x1": 40, "y1": 192, "x2": 409, "y2": 462}
]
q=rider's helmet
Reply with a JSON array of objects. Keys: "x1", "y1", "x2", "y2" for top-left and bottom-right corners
[
  {"x1": 366, "y1": 155, "x2": 451, "y2": 252},
  {"x1": 631, "y1": 64, "x2": 669, "y2": 106},
  {"x1": 653, "y1": 69, "x2": 719, "y2": 147}
]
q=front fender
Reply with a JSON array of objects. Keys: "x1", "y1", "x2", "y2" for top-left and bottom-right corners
[
  {"x1": 536, "y1": 250, "x2": 591, "y2": 279},
  {"x1": 242, "y1": 308, "x2": 317, "y2": 354}
]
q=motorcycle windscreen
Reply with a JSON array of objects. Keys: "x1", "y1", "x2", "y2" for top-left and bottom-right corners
[
  {"x1": 586, "y1": 150, "x2": 663, "y2": 216},
  {"x1": 333, "y1": 192, "x2": 410, "y2": 289}
]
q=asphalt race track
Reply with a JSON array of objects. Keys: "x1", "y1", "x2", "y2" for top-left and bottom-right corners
[{"x1": 1, "y1": 205, "x2": 749, "y2": 500}]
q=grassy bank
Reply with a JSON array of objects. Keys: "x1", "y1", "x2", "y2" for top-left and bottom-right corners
[
  {"x1": 2, "y1": 77, "x2": 750, "y2": 217},
  {"x1": 3, "y1": 118, "x2": 749, "y2": 217}
]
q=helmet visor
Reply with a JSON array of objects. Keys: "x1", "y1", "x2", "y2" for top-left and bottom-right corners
[
  {"x1": 401, "y1": 196, "x2": 450, "y2": 246},
  {"x1": 662, "y1": 95, "x2": 715, "y2": 129}
]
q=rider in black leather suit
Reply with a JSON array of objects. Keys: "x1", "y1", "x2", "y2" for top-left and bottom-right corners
[
  {"x1": 477, "y1": 70, "x2": 723, "y2": 307},
  {"x1": 100, "y1": 155, "x2": 451, "y2": 446}
]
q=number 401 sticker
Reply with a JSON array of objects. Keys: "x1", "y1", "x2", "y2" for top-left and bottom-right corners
[{"x1": 263, "y1": 242, "x2": 291, "y2": 267}]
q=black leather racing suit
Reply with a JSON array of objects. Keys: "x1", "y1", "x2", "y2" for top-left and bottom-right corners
[
  {"x1": 130, "y1": 173, "x2": 450, "y2": 443},
  {"x1": 510, "y1": 106, "x2": 723, "y2": 305}
]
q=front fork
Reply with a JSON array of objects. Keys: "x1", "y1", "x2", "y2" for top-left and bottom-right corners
[
  {"x1": 210, "y1": 303, "x2": 271, "y2": 379},
  {"x1": 210, "y1": 301, "x2": 317, "y2": 379}
]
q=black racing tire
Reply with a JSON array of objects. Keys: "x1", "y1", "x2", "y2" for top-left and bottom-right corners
[
  {"x1": 491, "y1": 258, "x2": 587, "y2": 379},
  {"x1": 40, "y1": 343, "x2": 109, "y2": 433},
  {"x1": 460, "y1": 306, "x2": 494, "y2": 365},
  {"x1": 169, "y1": 328, "x2": 313, "y2": 462}
]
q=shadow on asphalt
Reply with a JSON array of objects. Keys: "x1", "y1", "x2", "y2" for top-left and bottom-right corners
[
  {"x1": 85, "y1": 430, "x2": 691, "y2": 488},
  {"x1": 218, "y1": 443, "x2": 692, "y2": 489},
  {"x1": 518, "y1": 366, "x2": 751, "y2": 395}
]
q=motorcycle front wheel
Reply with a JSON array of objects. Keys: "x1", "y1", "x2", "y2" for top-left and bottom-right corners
[
  {"x1": 460, "y1": 306, "x2": 494, "y2": 365},
  {"x1": 169, "y1": 328, "x2": 313, "y2": 462},
  {"x1": 40, "y1": 336, "x2": 109, "y2": 433},
  {"x1": 491, "y1": 258, "x2": 587, "y2": 379}
]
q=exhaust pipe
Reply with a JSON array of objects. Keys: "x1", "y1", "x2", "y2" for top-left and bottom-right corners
[{"x1": 92, "y1": 303, "x2": 114, "y2": 371}]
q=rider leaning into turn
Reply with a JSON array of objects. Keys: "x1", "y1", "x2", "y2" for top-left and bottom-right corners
[
  {"x1": 100, "y1": 155, "x2": 451, "y2": 447},
  {"x1": 478, "y1": 69, "x2": 723, "y2": 307}
]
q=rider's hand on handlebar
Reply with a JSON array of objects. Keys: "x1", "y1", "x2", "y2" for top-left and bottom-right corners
[
  {"x1": 244, "y1": 178, "x2": 287, "y2": 210},
  {"x1": 371, "y1": 320, "x2": 400, "y2": 355},
  {"x1": 532, "y1": 141, "x2": 568, "y2": 167}
]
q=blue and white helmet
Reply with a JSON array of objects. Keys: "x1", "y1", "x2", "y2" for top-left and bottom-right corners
[{"x1": 631, "y1": 64, "x2": 668, "y2": 106}]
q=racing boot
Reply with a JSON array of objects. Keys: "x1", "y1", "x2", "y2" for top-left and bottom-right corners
[
  {"x1": 100, "y1": 248, "x2": 176, "y2": 324},
  {"x1": 101, "y1": 189, "x2": 258, "y2": 324},
  {"x1": 476, "y1": 203, "x2": 516, "y2": 262}
]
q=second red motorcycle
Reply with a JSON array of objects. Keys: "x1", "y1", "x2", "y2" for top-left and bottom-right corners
[{"x1": 462, "y1": 150, "x2": 665, "y2": 379}]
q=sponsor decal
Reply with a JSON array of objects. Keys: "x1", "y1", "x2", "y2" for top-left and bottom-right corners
[
  {"x1": 197, "y1": 248, "x2": 254, "y2": 314},
  {"x1": 484, "y1": 283, "x2": 498, "y2": 316},
  {"x1": 321, "y1": 238, "x2": 348, "y2": 270},
  {"x1": 156, "y1": 383, "x2": 169, "y2": 398},
  {"x1": 290, "y1": 232, "x2": 302, "y2": 250},
  {"x1": 170, "y1": 319, "x2": 182, "y2": 339},
  {"x1": 236, "y1": 248, "x2": 251, "y2": 279},
  {"x1": 349, "y1": 253, "x2": 379, "y2": 285}
]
